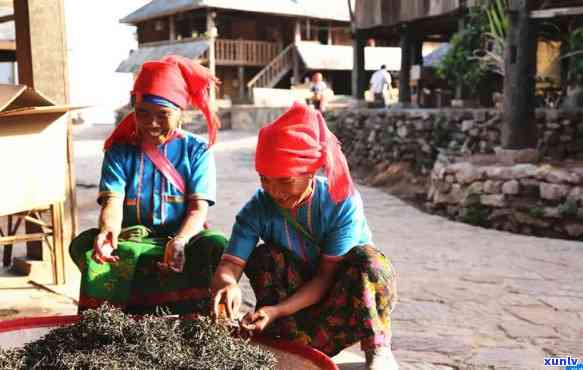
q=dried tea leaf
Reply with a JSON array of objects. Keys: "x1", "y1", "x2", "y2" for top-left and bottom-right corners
[{"x1": 0, "y1": 304, "x2": 277, "y2": 370}]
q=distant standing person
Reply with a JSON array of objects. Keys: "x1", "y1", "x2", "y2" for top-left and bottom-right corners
[
  {"x1": 370, "y1": 65, "x2": 391, "y2": 107},
  {"x1": 309, "y1": 72, "x2": 328, "y2": 112}
]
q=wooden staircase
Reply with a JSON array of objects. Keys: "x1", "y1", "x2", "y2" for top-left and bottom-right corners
[{"x1": 246, "y1": 43, "x2": 295, "y2": 98}]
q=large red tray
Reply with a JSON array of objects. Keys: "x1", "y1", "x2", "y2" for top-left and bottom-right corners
[{"x1": 0, "y1": 315, "x2": 338, "y2": 370}]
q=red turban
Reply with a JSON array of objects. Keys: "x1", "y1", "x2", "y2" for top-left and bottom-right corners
[
  {"x1": 104, "y1": 55, "x2": 220, "y2": 150},
  {"x1": 255, "y1": 102, "x2": 354, "y2": 203}
]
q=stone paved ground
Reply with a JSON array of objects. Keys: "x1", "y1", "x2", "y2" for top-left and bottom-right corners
[{"x1": 3, "y1": 124, "x2": 583, "y2": 370}]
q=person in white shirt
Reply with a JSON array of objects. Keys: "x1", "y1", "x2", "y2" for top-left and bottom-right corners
[{"x1": 369, "y1": 65, "x2": 392, "y2": 107}]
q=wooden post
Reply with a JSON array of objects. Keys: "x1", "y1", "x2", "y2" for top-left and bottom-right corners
[
  {"x1": 502, "y1": 0, "x2": 538, "y2": 149},
  {"x1": 294, "y1": 20, "x2": 302, "y2": 43},
  {"x1": 399, "y1": 26, "x2": 412, "y2": 104},
  {"x1": 455, "y1": 17, "x2": 466, "y2": 100},
  {"x1": 15, "y1": 0, "x2": 69, "y2": 104},
  {"x1": 306, "y1": 19, "x2": 310, "y2": 40},
  {"x1": 14, "y1": 0, "x2": 75, "y2": 269},
  {"x1": 51, "y1": 202, "x2": 65, "y2": 285},
  {"x1": 352, "y1": 29, "x2": 366, "y2": 99},
  {"x1": 206, "y1": 10, "x2": 217, "y2": 108},
  {"x1": 292, "y1": 20, "x2": 301, "y2": 86},
  {"x1": 169, "y1": 15, "x2": 176, "y2": 41},
  {"x1": 411, "y1": 37, "x2": 423, "y2": 66},
  {"x1": 238, "y1": 66, "x2": 245, "y2": 100},
  {"x1": 327, "y1": 22, "x2": 333, "y2": 45},
  {"x1": 2, "y1": 216, "x2": 13, "y2": 266},
  {"x1": 411, "y1": 35, "x2": 423, "y2": 106},
  {"x1": 293, "y1": 46, "x2": 301, "y2": 85}
]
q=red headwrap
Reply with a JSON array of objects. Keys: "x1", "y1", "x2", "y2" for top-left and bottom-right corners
[
  {"x1": 104, "y1": 55, "x2": 220, "y2": 150},
  {"x1": 255, "y1": 102, "x2": 354, "y2": 203}
]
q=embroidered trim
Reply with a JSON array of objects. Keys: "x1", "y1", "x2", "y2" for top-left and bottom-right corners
[
  {"x1": 307, "y1": 186, "x2": 314, "y2": 233},
  {"x1": 163, "y1": 194, "x2": 185, "y2": 203},
  {"x1": 125, "y1": 198, "x2": 137, "y2": 206},
  {"x1": 142, "y1": 141, "x2": 186, "y2": 193},
  {"x1": 161, "y1": 144, "x2": 167, "y2": 224},
  {"x1": 79, "y1": 287, "x2": 209, "y2": 308},
  {"x1": 160, "y1": 176, "x2": 166, "y2": 224},
  {"x1": 137, "y1": 152, "x2": 144, "y2": 224},
  {"x1": 187, "y1": 193, "x2": 211, "y2": 201},
  {"x1": 291, "y1": 208, "x2": 309, "y2": 262},
  {"x1": 298, "y1": 233, "x2": 309, "y2": 263},
  {"x1": 283, "y1": 216, "x2": 294, "y2": 254}
]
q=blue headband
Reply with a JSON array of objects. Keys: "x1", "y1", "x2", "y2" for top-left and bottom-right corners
[{"x1": 132, "y1": 94, "x2": 180, "y2": 110}]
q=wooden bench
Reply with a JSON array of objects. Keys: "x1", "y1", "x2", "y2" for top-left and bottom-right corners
[{"x1": 0, "y1": 203, "x2": 65, "y2": 285}]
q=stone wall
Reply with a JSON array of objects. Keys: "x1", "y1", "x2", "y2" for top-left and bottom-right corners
[
  {"x1": 228, "y1": 106, "x2": 289, "y2": 132},
  {"x1": 328, "y1": 107, "x2": 583, "y2": 240},
  {"x1": 182, "y1": 108, "x2": 232, "y2": 133},
  {"x1": 327, "y1": 108, "x2": 583, "y2": 174},
  {"x1": 184, "y1": 106, "x2": 289, "y2": 133},
  {"x1": 428, "y1": 160, "x2": 583, "y2": 240}
]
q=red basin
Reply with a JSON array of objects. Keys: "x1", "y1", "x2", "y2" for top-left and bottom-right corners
[{"x1": 0, "y1": 315, "x2": 338, "y2": 370}]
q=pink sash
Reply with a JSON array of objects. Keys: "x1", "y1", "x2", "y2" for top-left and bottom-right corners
[{"x1": 141, "y1": 141, "x2": 186, "y2": 194}]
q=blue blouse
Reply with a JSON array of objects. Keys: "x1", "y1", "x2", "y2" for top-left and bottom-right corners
[
  {"x1": 98, "y1": 130, "x2": 216, "y2": 235},
  {"x1": 225, "y1": 177, "x2": 372, "y2": 269}
]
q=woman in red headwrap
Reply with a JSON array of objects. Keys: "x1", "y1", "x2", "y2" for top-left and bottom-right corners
[
  {"x1": 69, "y1": 55, "x2": 227, "y2": 316},
  {"x1": 210, "y1": 103, "x2": 398, "y2": 370}
]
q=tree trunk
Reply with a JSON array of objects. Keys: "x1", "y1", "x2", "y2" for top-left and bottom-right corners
[
  {"x1": 399, "y1": 27, "x2": 411, "y2": 104},
  {"x1": 502, "y1": 1, "x2": 537, "y2": 149}
]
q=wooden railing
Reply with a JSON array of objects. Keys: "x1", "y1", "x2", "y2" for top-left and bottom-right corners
[
  {"x1": 213, "y1": 39, "x2": 280, "y2": 66},
  {"x1": 246, "y1": 43, "x2": 295, "y2": 93}
]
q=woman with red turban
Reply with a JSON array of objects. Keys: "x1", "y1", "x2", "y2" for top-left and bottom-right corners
[
  {"x1": 69, "y1": 55, "x2": 227, "y2": 316},
  {"x1": 211, "y1": 103, "x2": 398, "y2": 370}
]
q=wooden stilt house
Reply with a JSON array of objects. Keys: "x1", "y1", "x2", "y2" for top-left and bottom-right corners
[
  {"x1": 353, "y1": 0, "x2": 583, "y2": 148},
  {"x1": 118, "y1": 0, "x2": 404, "y2": 102}
]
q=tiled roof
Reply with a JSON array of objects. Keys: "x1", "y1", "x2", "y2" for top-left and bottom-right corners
[{"x1": 121, "y1": 0, "x2": 350, "y2": 24}]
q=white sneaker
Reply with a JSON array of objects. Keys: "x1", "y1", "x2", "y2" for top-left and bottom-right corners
[{"x1": 365, "y1": 346, "x2": 399, "y2": 370}]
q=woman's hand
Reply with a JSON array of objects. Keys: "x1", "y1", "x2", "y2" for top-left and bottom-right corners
[
  {"x1": 92, "y1": 229, "x2": 120, "y2": 264},
  {"x1": 212, "y1": 282, "x2": 242, "y2": 320},
  {"x1": 240, "y1": 306, "x2": 281, "y2": 335},
  {"x1": 158, "y1": 237, "x2": 188, "y2": 273}
]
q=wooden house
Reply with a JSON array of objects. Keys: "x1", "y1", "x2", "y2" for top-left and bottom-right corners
[
  {"x1": 354, "y1": 0, "x2": 583, "y2": 107},
  {"x1": 117, "y1": 0, "x2": 402, "y2": 101},
  {"x1": 353, "y1": 0, "x2": 583, "y2": 148}
]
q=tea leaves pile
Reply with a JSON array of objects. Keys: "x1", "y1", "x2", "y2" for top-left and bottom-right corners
[{"x1": 0, "y1": 305, "x2": 277, "y2": 370}]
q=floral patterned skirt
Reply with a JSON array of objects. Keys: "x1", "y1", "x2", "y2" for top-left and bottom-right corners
[
  {"x1": 245, "y1": 243, "x2": 397, "y2": 357},
  {"x1": 69, "y1": 226, "x2": 227, "y2": 315}
]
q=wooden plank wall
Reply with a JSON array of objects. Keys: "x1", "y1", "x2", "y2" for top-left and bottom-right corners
[
  {"x1": 356, "y1": 0, "x2": 461, "y2": 29},
  {"x1": 355, "y1": 0, "x2": 383, "y2": 30},
  {"x1": 15, "y1": 0, "x2": 69, "y2": 105}
]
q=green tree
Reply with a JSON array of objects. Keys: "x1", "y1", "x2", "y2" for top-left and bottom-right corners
[{"x1": 437, "y1": 10, "x2": 486, "y2": 98}]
